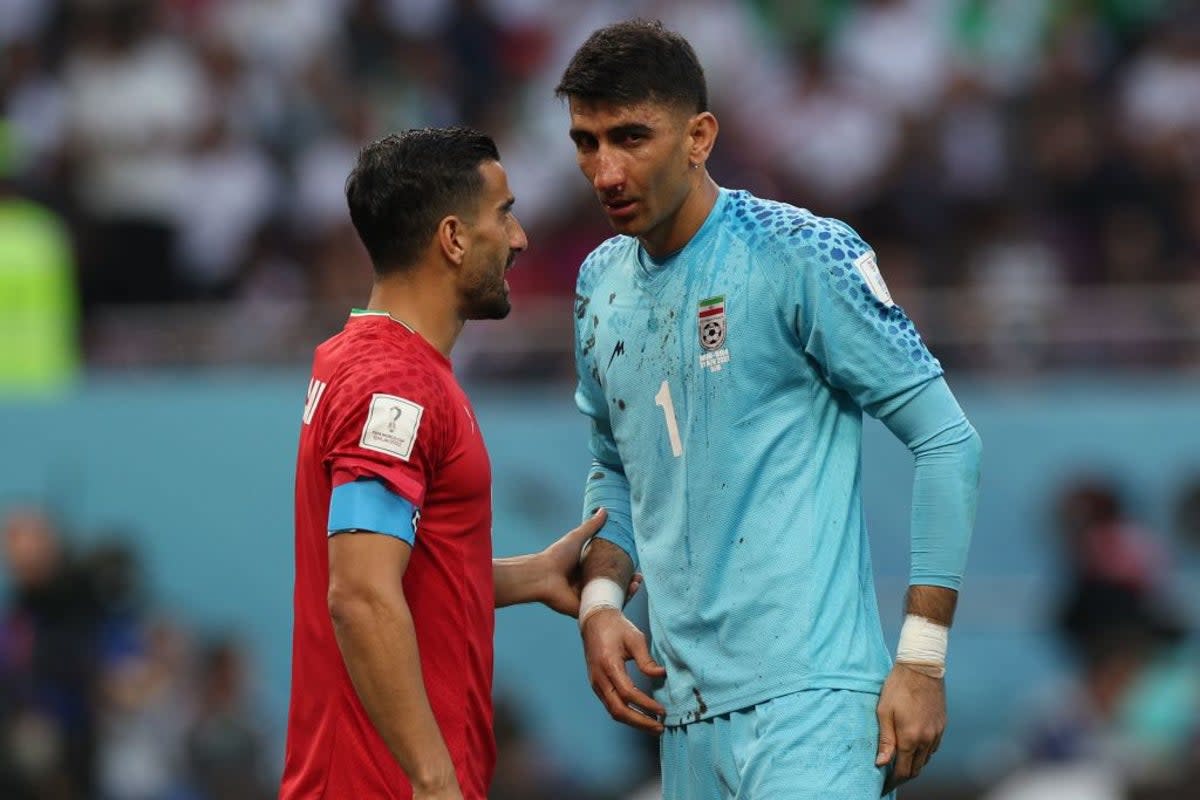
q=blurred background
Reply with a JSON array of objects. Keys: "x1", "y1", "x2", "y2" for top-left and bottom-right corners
[{"x1": 1, "y1": 0, "x2": 1199, "y2": 798}]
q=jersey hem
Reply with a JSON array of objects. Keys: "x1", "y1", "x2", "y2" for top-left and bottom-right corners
[{"x1": 661, "y1": 673, "x2": 886, "y2": 726}]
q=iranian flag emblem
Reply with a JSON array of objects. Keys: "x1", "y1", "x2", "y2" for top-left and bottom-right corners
[{"x1": 698, "y1": 295, "x2": 726, "y2": 351}]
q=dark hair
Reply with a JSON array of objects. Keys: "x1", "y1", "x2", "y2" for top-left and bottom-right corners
[
  {"x1": 556, "y1": 19, "x2": 707, "y2": 114},
  {"x1": 345, "y1": 127, "x2": 500, "y2": 274}
]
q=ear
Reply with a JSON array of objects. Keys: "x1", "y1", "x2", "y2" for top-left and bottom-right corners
[
  {"x1": 436, "y1": 215, "x2": 468, "y2": 266},
  {"x1": 686, "y1": 111, "x2": 719, "y2": 169}
]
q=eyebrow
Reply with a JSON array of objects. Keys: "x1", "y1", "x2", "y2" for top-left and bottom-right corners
[
  {"x1": 611, "y1": 123, "x2": 654, "y2": 138},
  {"x1": 569, "y1": 122, "x2": 655, "y2": 141}
]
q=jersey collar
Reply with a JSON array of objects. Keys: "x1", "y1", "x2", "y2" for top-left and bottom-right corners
[
  {"x1": 348, "y1": 308, "x2": 416, "y2": 333},
  {"x1": 636, "y1": 188, "x2": 729, "y2": 277},
  {"x1": 346, "y1": 309, "x2": 453, "y2": 368}
]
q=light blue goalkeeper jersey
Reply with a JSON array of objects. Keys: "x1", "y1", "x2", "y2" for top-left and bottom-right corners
[{"x1": 574, "y1": 188, "x2": 944, "y2": 725}]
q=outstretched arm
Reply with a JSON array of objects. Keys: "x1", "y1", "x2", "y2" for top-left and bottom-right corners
[{"x1": 494, "y1": 509, "x2": 616, "y2": 613}]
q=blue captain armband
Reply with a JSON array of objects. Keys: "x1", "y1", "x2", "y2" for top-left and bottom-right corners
[{"x1": 328, "y1": 478, "x2": 419, "y2": 545}]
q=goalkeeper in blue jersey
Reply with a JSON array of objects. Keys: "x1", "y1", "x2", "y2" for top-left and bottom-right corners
[{"x1": 556, "y1": 19, "x2": 982, "y2": 800}]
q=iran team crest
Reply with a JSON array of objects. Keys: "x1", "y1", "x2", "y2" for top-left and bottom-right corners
[{"x1": 698, "y1": 295, "x2": 726, "y2": 350}]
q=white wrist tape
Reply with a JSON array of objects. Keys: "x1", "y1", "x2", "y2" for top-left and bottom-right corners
[
  {"x1": 895, "y1": 615, "x2": 949, "y2": 678},
  {"x1": 578, "y1": 577, "x2": 625, "y2": 630}
]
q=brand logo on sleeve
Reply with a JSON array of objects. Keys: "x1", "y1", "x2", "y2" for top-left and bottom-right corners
[
  {"x1": 302, "y1": 378, "x2": 327, "y2": 425},
  {"x1": 697, "y1": 295, "x2": 730, "y2": 372},
  {"x1": 360, "y1": 394, "x2": 423, "y2": 460}
]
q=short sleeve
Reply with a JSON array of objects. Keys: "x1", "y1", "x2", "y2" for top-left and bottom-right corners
[
  {"x1": 782, "y1": 216, "x2": 943, "y2": 414},
  {"x1": 322, "y1": 357, "x2": 452, "y2": 509}
]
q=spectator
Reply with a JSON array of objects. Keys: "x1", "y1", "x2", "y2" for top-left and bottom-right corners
[
  {"x1": 0, "y1": 123, "x2": 80, "y2": 395},
  {"x1": 0, "y1": 506, "x2": 99, "y2": 799},
  {"x1": 95, "y1": 618, "x2": 193, "y2": 800},
  {"x1": 184, "y1": 637, "x2": 272, "y2": 800},
  {"x1": 1009, "y1": 480, "x2": 1200, "y2": 791},
  {"x1": 62, "y1": 0, "x2": 208, "y2": 307}
]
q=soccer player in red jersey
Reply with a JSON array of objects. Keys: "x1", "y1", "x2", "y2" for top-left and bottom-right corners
[{"x1": 282, "y1": 128, "x2": 611, "y2": 800}]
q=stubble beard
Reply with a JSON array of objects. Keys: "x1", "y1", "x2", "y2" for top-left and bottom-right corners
[{"x1": 463, "y1": 264, "x2": 511, "y2": 321}]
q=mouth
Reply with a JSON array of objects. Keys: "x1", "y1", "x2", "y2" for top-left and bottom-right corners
[
  {"x1": 502, "y1": 253, "x2": 516, "y2": 290},
  {"x1": 602, "y1": 198, "x2": 638, "y2": 221}
]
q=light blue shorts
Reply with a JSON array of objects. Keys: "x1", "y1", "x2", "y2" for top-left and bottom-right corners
[{"x1": 660, "y1": 688, "x2": 894, "y2": 800}]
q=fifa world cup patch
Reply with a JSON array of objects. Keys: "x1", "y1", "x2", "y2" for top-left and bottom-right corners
[
  {"x1": 697, "y1": 295, "x2": 731, "y2": 372},
  {"x1": 854, "y1": 250, "x2": 894, "y2": 308},
  {"x1": 360, "y1": 393, "x2": 423, "y2": 460}
]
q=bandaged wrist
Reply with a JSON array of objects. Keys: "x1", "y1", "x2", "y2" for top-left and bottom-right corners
[
  {"x1": 895, "y1": 615, "x2": 949, "y2": 678},
  {"x1": 578, "y1": 577, "x2": 625, "y2": 630}
]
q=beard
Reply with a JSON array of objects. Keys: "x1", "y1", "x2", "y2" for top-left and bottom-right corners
[{"x1": 461, "y1": 267, "x2": 511, "y2": 321}]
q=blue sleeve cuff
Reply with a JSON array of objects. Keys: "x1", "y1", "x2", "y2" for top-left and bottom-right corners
[
  {"x1": 583, "y1": 462, "x2": 637, "y2": 568},
  {"x1": 328, "y1": 479, "x2": 418, "y2": 544}
]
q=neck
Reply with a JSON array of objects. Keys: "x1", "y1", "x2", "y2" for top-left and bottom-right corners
[
  {"x1": 364, "y1": 272, "x2": 463, "y2": 358},
  {"x1": 640, "y1": 174, "x2": 720, "y2": 259}
]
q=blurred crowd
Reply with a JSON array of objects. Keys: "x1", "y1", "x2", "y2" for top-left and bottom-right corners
[
  {"x1": 1, "y1": 0, "x2": 1200, "y2": 379},
  {"x1": 0, "y1": 506, "x2": 274, "y2": 800},
  {"x1": 978, "y1": 479, "x2": 1200, "y2": 800}
]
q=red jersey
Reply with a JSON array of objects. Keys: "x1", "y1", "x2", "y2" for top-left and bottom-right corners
[{"x1": 282, "y1": 311, "x2": 495, "y2": 799}]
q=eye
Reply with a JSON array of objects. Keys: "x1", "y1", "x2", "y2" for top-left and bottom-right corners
[{"x1": 617, "y1": 129, "x2": 649, "y2": 146}]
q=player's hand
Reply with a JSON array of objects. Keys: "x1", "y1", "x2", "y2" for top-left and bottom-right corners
[
  {"x1": 582, "y1": 608, "x2": 666, "y2": 735},
  {"x1": 875, "y1": 663, "x2": 946, "y2": 793},
  {"x1": 536, "y1": 509, "x2": 641, "y2": 616}
]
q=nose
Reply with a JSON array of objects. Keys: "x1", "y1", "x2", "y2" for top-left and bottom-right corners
[
  {"x1": 592, "y1": 149, "x2": 625, "y2": 194},
  {"x1": 510, "y1": 216, "x2": 528, "y2": 253}
]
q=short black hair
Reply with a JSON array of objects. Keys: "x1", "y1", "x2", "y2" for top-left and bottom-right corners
[
  {"x1": 345, "y1": 127, "x2": 500, "y2": 274},
  {"x1": 556, "y1": 19, "x2": 707, "y2": 114}
]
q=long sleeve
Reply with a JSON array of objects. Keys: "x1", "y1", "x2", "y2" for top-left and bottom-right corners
[
  {"x1": 574, "y1": 273, "x2": 637, "y2": 567},
  {"x1": 875, "y1": 377, "x2": 982, "y2": 589}
]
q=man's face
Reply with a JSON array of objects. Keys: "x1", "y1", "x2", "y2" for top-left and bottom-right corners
[
  {"x1": 568, "y1": 99, "x2": 695, "y2": 244},
  {"x1": 2, "y1": 509, "x2": 62, "y2": 590},
  {"x1": 459, "y1": 160, "x2": 527, "y2": 321}
]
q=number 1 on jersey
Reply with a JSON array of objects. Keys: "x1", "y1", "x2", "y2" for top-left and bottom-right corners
[{"x1": 654, "y1": 379, "x2": 683, "y2": 458}]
